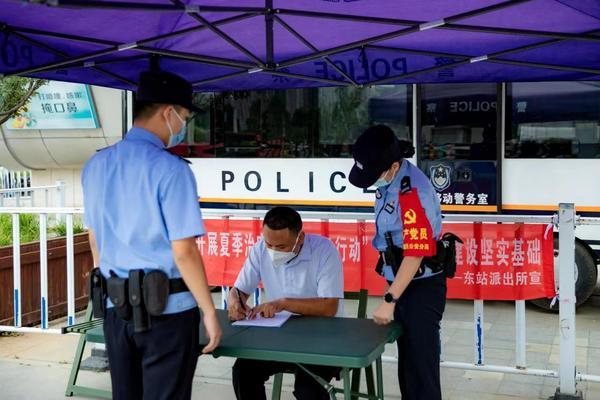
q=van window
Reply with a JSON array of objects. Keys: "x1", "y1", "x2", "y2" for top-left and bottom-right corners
[
  {"x1": 178, "y1": 86, "x2": 412, "y2": 158},
  {"x1": 419, "y1": 83, "x2": 498, "y2": 209},
  {"x1": 506, "y1": 82, "x2": 600, "y2": 159}
]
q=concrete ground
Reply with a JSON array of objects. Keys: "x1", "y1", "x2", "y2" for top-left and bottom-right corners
[{"x1": 1, "y1": 294, "x2": 600, "y2": 400}]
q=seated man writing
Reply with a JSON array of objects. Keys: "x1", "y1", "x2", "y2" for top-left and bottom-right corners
[{"x1": 227, "y1": 206, "x2": 344, "y2": 400}]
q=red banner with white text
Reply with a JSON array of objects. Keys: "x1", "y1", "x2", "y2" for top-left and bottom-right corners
[{"x1": 199, "y1": 219, "x2": 555, "y2": 300}]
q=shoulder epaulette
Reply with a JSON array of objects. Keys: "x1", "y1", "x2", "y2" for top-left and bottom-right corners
[
  {"x1": 164, "y1": 149, "x2": 191, "y2": 164},
  {"x1": 400, "y1": 176, "x2": 412, "y2": 194}
]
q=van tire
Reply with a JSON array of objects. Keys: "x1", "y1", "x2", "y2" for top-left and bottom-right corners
[{"x1": 530, "y1": 238, "x2": 597, "y2": 312}]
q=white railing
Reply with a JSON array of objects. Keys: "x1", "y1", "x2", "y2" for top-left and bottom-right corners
[
  {"x1": 0, "y1": 181, "x2": 65, "y2": 208},
  {"x1": 202, "y1": 210, "x2": 568, "y2": 382},
  {"x1": 0, "y1": 204, "x2": 598, "y2": 398},
  {"x1": 0, "y1": 207, "x2": 84, "y2": 334},
  {"x1": 0, "y1": 169, "x2": 30, "y2": 189},
  {"x1": 0, "y1": 169, "x2": 31, "y2": 204}
]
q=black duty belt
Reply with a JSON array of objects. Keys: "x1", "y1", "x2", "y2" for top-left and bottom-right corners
[
  {"x1": 167, "y1": 278, "x2": 189, "y2": 293},
  {"x1": 89, "y1": 268, "x2": 191, "y2": 333}
]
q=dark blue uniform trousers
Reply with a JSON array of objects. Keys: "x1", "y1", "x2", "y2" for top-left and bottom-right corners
[
  {"x1": 103, "y1": 307, "x2": 200, "y2": 400},
  {"x1": 394, "y1": 272, "x2": 447, "y2": 400},
  {"x1": 232, "y1": 359, "x2": 340, "y2": 400}
]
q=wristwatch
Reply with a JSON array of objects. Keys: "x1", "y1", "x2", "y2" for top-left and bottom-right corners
[{"x1": 384, "y1": 292, "x2": 399, "y2": 304}]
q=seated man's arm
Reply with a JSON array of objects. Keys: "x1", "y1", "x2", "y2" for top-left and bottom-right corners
[
  {"x1": 249, "y1": 297, "x2": 338, "y2": 319},
  {"x1": 227, "y1": 287, "x2": 250, "y2": 321},
  {"x1": 228, "y1": 244, "x2": 261, "y2": 321}
]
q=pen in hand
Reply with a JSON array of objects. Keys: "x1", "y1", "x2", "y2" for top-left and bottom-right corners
[{"x1": 235, "y1": 287, "x2": 249, "y2": 319}]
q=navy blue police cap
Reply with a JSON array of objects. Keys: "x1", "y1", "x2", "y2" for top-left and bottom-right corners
[
  {"x1": 136, "y1": 70, "x2": 203, "y2": 113},
  {"x1": 349, "y1": 125, "x2": 414, "y2": 189}
]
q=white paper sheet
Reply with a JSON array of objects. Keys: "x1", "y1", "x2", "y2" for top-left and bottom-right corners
[{"x1": 232, "y1": 311, "x2": 292, "y2": 328}]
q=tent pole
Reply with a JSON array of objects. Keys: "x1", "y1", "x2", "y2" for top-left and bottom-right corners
[
  {"x1": 266, "y1": 70, "x2": 351, "y2": 86},
  {"x1": 39, "y1": 1, "x2": 265, "y2": 14},
  {"x1": 5, "y1": 11, "x2": 258, "y2": 56},
  {"x1": 490, "y1": 59, "x2": 600, "y2": 75},
  {"x1": 554, "y1": 204, "x2": 583, "y2": 400},
  {"x1": 172, "y1": 0, "x2": 265, "y2": 67},
  {"x1": 135, "y1": 47, "x2": 255, "y2": 69},
  {"x1": 273, "y1": 15, "x2": 359, "y2": 86},
  {"x1": 4, "y1": 15, "x2": 258, "y2": 77},
  {"x1": 265, "y1": 0, "x2": 274, "y2": 67},
  {"x1": 367, "y1": 44, "x2": 600, "y2": 78},
  {"x1": 192, "y1": 71, "x2": 250, "y2": 87},
  {"x1": 275, "y1": 0, "x2": 533, "y2": 27},
  {"x1": 444, "y1": 23, "x2": 600, "y2": 42},
  {"x1": 6, "y1": 28, "x2": 135, "y2": 86},
  {"x1": 276, "y1": 25, "x2": 418, "y2": 69}
]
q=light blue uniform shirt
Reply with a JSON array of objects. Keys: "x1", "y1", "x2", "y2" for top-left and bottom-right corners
[
  {"x1": 373, "y1": 160, "x2": 442, "y2": 281},
  {"x1": 82, "y1": 127, "x2": 205, "y2": 315},
  {"x1": 234, "y1": 234, "x2": 345, "y2": 317}
]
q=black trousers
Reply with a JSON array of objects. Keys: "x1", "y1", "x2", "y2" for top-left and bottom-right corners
[
  {"x1": 103, "y1": 307, "x2": 201, "y2": 400},
  {"x1": 394, "y1": 272, "x2": 446, "y2": 400},
  {"x1": 232, "y1": 358, "x2": 340, "y2": 400}
]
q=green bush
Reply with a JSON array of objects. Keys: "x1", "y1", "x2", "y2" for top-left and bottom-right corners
[
  {"x1": 0, "y1": 215, "x2": 11, "y2": 246},
  {"x1": 51, "y1": 219, "x2": 85, "y2": 237},
  {"x1": 0, "y1": 214, "x2": 41, "y2": 247},
  {"x1": 0, "y1": 214, "x2": 86, "y2": 247}
]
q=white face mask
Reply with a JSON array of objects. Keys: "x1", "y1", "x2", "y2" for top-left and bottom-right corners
[
  {"x1": 165, "y1": 108, "x2": 187, "y2": 148},
  {"x1": 267, "y1": 233, "x2": 301, "y2": 268}
]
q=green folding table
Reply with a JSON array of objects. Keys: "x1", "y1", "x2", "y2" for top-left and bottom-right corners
[{"x1": 200, "y1": 310, "x2": 402, "y2": 400}]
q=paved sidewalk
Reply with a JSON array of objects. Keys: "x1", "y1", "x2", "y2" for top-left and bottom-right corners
[{"x1": 1, "y1": 295, "x2": 599, "y2": 399}]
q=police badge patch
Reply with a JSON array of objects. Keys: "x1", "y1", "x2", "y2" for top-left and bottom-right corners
[{"x1": 430, "y1": 164, "x2": 452, "y2": 191}]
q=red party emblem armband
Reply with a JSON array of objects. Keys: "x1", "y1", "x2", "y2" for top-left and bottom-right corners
[{"x1": 398, "y1": 177, "x2": 437, "y2": 257}]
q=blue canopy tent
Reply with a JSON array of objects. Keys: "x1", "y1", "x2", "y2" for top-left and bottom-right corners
[{"x1": 0, "y1": 0, "x2": 599, "y2": 91}]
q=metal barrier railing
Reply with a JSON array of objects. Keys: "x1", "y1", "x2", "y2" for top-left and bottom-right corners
[
  {"x1": 0, "y1": 204, "x2": 598, "y2": 398},
  {"x1": 171, "y1": 206, "x2": 600, "y2": 397},
  {"x1": 0, "y1": 207, "x2": 83, "y2": 334},
  {"x1": 0, "y1": 181, "x2": 66, "y2": 208},
  {"x1": 0, "y1": 169, "x2": 31, "y2": 194}
]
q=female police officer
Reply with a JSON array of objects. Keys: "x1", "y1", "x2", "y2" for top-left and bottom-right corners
[{"x1": 349, "y1": 125, "x2": 446, "y2": 400}]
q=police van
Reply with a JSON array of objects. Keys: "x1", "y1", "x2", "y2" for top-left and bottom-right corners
[{"x1": 171, "y1": 81, "x2": 600, "y2": 309}]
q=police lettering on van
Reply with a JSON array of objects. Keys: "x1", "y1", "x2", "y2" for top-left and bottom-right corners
[{"x1": 219, "y1": 167, "x2": 375, "y2": 196}]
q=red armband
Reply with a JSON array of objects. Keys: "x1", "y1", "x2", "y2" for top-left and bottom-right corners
[{"x1": 398, "y1": 177, "x2": 436, "y2": 257}]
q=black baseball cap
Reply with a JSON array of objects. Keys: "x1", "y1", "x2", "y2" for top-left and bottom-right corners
[
  {"x1": 136, "y1": 70, "x2": 203, "y2": 113},
  {"x1": 349, "y1": 125, "x2": 405, "y2": 189}
]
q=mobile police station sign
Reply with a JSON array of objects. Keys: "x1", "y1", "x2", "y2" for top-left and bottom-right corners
[{"x1": 189, "y1": 159, "x2": 375, "y2": 207}]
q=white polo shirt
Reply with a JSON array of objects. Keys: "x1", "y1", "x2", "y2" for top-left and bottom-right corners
[{"x1": 234, "y1": 233, "x2": 345, "y2": 317}]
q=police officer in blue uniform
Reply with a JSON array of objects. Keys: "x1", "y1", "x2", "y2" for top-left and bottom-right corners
[
  {"x1": 349, "y1": 125, "x2": 446, "y2": 400},
  {"x1": 82, "y1": 70, "x2": 221, "y2": 400}
]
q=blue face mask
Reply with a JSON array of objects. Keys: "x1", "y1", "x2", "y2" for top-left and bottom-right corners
[
  {"x1": 166, "y1": 108, "x2": 187, "y2": 148},
  {"x1": 373, "y1": 169, "x2": 393, "y2": 188}
]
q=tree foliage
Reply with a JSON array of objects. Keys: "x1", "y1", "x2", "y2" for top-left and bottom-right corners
[{"x1": 0, "y1": 77, "x2": 46, "y2": 126}]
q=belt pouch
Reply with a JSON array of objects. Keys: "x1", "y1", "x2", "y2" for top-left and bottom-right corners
[
  {"x1": 106, "y1": 274, "x2": 131, "y2": 321},
  {"x1": 89, "y1": 268, "x2": 106, "y2": 319},
  {"x1": 129, "y1": 269, "x2": 150, "y2": 333},
  {"x1": 143, "y1": 270, "x2": 170, "y2": 317},
  {"x1": 379, "y1": 246, "x2": 427, "y2": 278}
]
